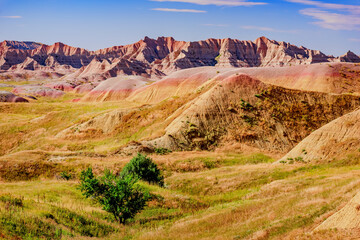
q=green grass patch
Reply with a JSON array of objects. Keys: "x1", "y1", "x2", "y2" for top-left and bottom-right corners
[
  {"x1": 44, "y1": 206, "x2": 115, "y2": 237},
  {"x1": 0, "y1": 209, "x2": 62, "y2": 239},
  {"x1": 223, "y1": 153, "x2": 274, "y2": 165}
]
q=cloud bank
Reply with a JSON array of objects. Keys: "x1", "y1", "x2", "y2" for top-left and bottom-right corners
[{"x1": 287, "y1": 0, "x2": 360, "y2": 31}]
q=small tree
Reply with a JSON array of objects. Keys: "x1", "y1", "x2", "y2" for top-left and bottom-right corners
[
  {"x1": 121, "y1": 153, "x2": 164, "y2": 187},
  {"x1": 79, "y1": 168, "x2": 151, "y2": 224}
]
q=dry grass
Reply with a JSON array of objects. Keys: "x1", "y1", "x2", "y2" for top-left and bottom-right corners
[
  {"x1": 1, "y1": 80, "x2": 360, "y2": 239},
  {"x1": 0, "y1": 99, "x2": 140, "y2": 155},
  {"x1": 136, "y1": 157, "x2": 360, "y2": 240},
  {"x1": 0, "y1": 91, "x2": 199, "y2": 156},
  {"x1": 1, "y1": 151, "x2": 360, "y2": 239}
]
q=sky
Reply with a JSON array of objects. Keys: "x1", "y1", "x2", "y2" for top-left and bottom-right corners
[{"x1": 0, "y1": 0, "x2": 359, "y2": 56}]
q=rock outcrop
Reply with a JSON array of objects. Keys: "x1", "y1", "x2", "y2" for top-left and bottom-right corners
[
  {"x1": 148, "y1": 74, "x2": 360, "y2": 152},
  {"x1": 12, "y1": 86, "x2": 64, "y2": 98},
  {"x1": 56, "y1": 109, "x2": 130, "y2": 139},
  {"x1": 0, "y1": 91, "x2": 28, "y2": 102},
  {"x1": 44, "y1": 82, "x2": 75, "y2": 91},
  {"x1": 125, "y1": 63, "x2": 360, "y2": 104},
  {"x1": 315, "y1": 191, "x2": 360, "y2": 231},
  {"x1": 339, "y1": 51, "x2": 360, "y2": 63},
  {"x1": 63, "y1": 57, "x2": 153, "y2": 83},
  {"x1": 1, "y1": 37, "x2": 359, "y2": 81},
  {"x1": 279, "y1": 109, "x2": 360, "y2": 162},
  {"x1": 81, "y1": 76, "x2": 151, "y2": 102},
  {"x1": 0, "y1": 41, "x2": 42, "y2": 51},
  {"x1": 58, "y1": 70, "x2": 360, "y2": 153}
]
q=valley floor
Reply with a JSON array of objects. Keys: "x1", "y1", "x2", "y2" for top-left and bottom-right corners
[
  {"x1": 1, "y1": 149, "x2": 360, "y2": 239},
  {"x1": 1, "y1": 83, "x2": 360, "y2": 239}
]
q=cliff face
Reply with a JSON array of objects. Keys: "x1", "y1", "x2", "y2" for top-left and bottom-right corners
[
  {"x1": 0, "y1": 40, "x2": 42, "y2": 52},
  {"x1": 0, "y1": 41, "x2": 93, "y2": 70},
  {"x1": 339, "y1": 51, "x2": 360, "y2": 63},
  {"x1": 0, "y1": 37, "x2": 358, "y2": 78}
]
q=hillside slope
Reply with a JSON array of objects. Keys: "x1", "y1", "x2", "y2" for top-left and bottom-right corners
[
  {"x1": 316, "y1": 191, "x2": 360, "y2": 231},
  {"x1": 57, "y1": 72, "x2": 360, "y2": 154},
  {"x1": 149, "y1": 74, "x2": 360, "y2": 152},
  {"x1": 124, "y1": 63, "x2": 360, "y2": 104},
  {"x1": 279, "y1": 109, "x2": 360, "y2": 162}
]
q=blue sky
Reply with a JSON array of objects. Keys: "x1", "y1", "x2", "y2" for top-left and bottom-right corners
[{"x1": 0, "y1": 0, "x2": 359, "y2": 56}]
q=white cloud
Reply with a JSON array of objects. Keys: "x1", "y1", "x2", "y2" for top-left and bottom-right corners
[
  {"x1": 286, "y1": 0, "x2": 360, "y2": 14},
  {"x1": 0, "y1": 16, "x2": 22, "y2": 19},
  {"x1": 151, "y1": 8, "x2": 206, "y2": 13},
  {"x1": 300, "y1": 8, "x2": 360, "y2": 31},
  {"x1": 241, "y1": 25, "x2": 298, "y2": 33},
  {"x1": 287, "y1": 0, "x2": 360, "y2": 31},
  {"x1": 151, "y1": 0, "x2": 267, "y2": 6}
]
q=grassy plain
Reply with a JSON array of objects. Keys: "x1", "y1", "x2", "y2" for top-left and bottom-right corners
[{"x1": 1, "y1": 89, "x2": 360, "y2": 239}]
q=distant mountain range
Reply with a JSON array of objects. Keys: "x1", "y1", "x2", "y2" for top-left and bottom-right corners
[{"x1": 1, "y1": 36, "x2": 359, "y2": 81}]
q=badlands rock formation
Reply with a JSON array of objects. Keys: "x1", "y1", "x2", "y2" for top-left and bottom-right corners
[
  {"x1": 0, "y1": 91, "x2": 28, "y2": 102},
  {"x1": 279, "y1": 109, "x2": 360, "y2": 162},
  {"x1": 127, "y1": 67, "x2": 222, "y2": 104},
  {"x1": 0, "y1": 40, "x2": 42, "y2": 51},
  {"x1": 63, "y1": 57, "x2": 154, "y2": 84},
  {"x1": 81, "y1": 76, "x2": 151, "y2": 102},
  {"x1": 148, "y1": 74, "x2": 360, "y2": 152},
  {"x1": 56, "y1": 109, "x2": 130, "y2": 139},
  {"x1": 12, "y1": 86, "x2": 64, "y2": 98},
  {"x1": 1, "y1": 37, "x2": 359, "y2": 83},
  {"x1": 339, "y1": 51, "x2": 360, "y2": 63},
  {"x1": 58, "y1": 71, "x2": 360, "y2": 153},
  {"x1": 85, "y1": 63, "x2": 360, "y2": 103},
  {"x1": 1, "y1": 36, "x2": 360, "y2": 154},
  {"x1": 44, "y1": 82, "x2": 75, "y2": 92},
  {"x1": 1, "y1": 37, "x2": 358, "y2": 100},
  {"x1": 315, "y1": 191, "x2": 360, "y2": 231}
]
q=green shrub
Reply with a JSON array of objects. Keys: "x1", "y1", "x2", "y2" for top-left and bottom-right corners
[
  {"x1": 202, "y1": 159, "x2": 217, "y2": 169},
  {"x1": 240, "y1": 99, "x2": 254, "y2": 111},
  {"x1": 215, "y1": 54, "x2": 221, "y2": 63},
  {"x1": 242, "y1": 115, "x2": 256, "y2": 126},
  {"x1": 121, "y1": 153, "x2": 164, "y2": 186},
  {"x1": 79, "y1": 168, "x2": 151, "y2": 224},
  {"x1": 60, "y1": 171, "x2": 72, "y2": 180},
  {"x1": 154, "y1": 147, "x2": 172, "y2": 155}
]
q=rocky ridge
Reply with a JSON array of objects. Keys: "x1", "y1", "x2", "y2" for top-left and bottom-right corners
[{"x1": 1, "y1": 37, "x2": 359, "y2": 82}]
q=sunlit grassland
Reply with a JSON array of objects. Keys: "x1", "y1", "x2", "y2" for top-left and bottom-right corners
[
  {"x1": 0, "y1": 91, "x2": 200, "y2": 156},
  {"x1": 0, "y1": 79, "x2": 44, "y2": 86},
  {"x1": 1, "y1": 83, "x2": 360, "y2": 239},
  {"x1": 0, "y1": 94, "x2": 141, "y2": 155},
  {"x1": 0, "y1": 152, "x2": 360, "y2": 239}
]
